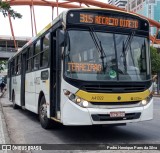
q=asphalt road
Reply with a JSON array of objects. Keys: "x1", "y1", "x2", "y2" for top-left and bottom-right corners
[{"x1": 0, "y1": 97, "x2": 160, "y2": 153}]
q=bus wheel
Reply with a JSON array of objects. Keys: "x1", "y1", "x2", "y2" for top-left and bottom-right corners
[
  {"x1": 39, "y1": 96, "x2": 52, "y2": 129},
  {"x1": 12, "y1": 92, "x2": 18, "y2": 109}
]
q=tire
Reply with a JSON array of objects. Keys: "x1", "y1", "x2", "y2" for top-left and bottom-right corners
[
  {"x1": 12, "y1": 92, "x2": 19, "y2": 109},
  {"x1": 39, "y1": 96, "x2": 52, "y2": 129}
]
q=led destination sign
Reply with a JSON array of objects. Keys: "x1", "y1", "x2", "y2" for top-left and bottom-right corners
[
  {"x1": 67, "y1": 11, "x2": 146, "y2": 30},
  {"x1": 80, "y1": 13, "x2": 139, "y2": 29},
  {"x1": 68, "y1": 62, "x2": 102, "y2": 73}
]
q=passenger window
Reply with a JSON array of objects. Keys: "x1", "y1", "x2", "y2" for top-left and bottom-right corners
[
  {"x1": 12, "y1": 59, "x2": 15, "y2": 75},
  {"x1": 16, "y1": 55, "x2": 21, "y2": 74},
  {"x1": 16, "y1": 56, "x2": 19, "y2": 74},
  {"x1": 33, "y1": 56, "x2": 39, "y2": 70},
  {"x1": 26, "y1": 48, "x2": 32, "y2": 72},
  {"x1": 33, "y1": 42, "x2": 39, "y2": 70},
  {"x1": 18, "y1": 55, "x2": 21, "y2": 74},
  {"x1": 35, "y1": 40, "x2": 40, "y2": 55},
  {"x1": 40, "y1": 34, "x2": 49, "y2": 67}
]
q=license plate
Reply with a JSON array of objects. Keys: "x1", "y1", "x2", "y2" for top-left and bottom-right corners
[{"x1": 110, "y1": 112, "x2": 125, "y2": 118}]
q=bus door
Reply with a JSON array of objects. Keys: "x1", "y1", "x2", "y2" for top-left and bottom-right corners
[
  {"x1": 21, "y1": 52, "x2": 27, "y2": 107},
  {"x1": 50, "y1": 30, "x2": 62, "y2": 118}
]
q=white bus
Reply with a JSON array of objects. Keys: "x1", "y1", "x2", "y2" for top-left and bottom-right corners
[{"x1": 8, "y1": 8, "x2": 153, "y2": 129}]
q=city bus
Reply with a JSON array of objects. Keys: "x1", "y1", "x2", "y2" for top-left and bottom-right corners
[{"x1": 7, "y1": 8, "x2": 153, "y2": 129}]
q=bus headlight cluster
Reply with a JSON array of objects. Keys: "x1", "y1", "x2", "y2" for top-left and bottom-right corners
[
  {"x1": 141, "y1": 94, "x2": 153, "y2": 106},
  {"x1": 141, "y1": 100, "x2": 147, "y2": 105},
  {"x1": 63, "y1": 89, "x2": 90, "y2": 108}
]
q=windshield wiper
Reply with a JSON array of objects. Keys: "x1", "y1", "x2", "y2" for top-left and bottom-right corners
[
  {"x1": 123, "y1": 30, "x2": 135, "y2": 55},
  {"x1": 89, "y1": 27, "x2": 106, "y2": 72},
  {"x1": 121, "y1": 30, "x2": 135, "y2": 72}
]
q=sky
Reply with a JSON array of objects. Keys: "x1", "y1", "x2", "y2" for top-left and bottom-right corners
[{"x1": 0, "y1": 0, "x2": 108, "y2": 37}]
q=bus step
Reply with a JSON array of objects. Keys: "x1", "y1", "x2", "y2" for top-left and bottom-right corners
[{"x1": 21, "y1": 106, "x2": 25, "y2": 110}]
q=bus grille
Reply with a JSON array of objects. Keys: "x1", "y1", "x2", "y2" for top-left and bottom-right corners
[
  {"x1": 81, "y1": 85, "x2": 146, "y2": 93},
  {"x1": 91, "y1": 113, "x2": 141, "y2": 121},
  {"x1": 90, "y1": 101, "x2": 140, "y2": 105}
]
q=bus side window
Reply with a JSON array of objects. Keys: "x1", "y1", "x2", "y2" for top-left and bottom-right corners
[
  {"x1": 11, "y1": 59, "x2": 15, "y2": 76},
  {"x1": 7, "y1": 62, "x2": 10, "y2": 77},
  {"x1": 26, "y1": 47, "x2": 32, "y2": 72},
  {"x1": 26, "y1": 50, "x2": 29, "y2": 71},
  {"x1": 18, "y1": 55, "x2": 21, "y2": 74},
  {"x1": 16, "y1": 56, "x2": 19, "y2": 74},
  {"x1": 14, "y1": 58, "x2": 17, "y2": 75},
  {"x1": 40, "y1": 33, "x2": 49, "y2": 67},
  {"x1": 33, "y1": 40, "x2": 40, "y2": 70}
]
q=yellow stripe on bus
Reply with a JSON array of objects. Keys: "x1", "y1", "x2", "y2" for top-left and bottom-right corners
[
  {"x1": 37, "y1": 23, "x2": 52, "y2": 37},
  {"x1": 45, "y1": 80, "x2": 49, "y2": 93},
  {"x1": 76, "y1": 90, "x2": 150, "y2": 102}
]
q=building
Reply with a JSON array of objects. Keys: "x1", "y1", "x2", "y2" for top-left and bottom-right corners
[
  {"x1": 125, "y1": 0, "x2": 160, "y2": 35},
  {"x1": 0, "y1": 35, "x2": 31, "y2": 60},
  {"x1": 0, "y1": 35, "x2": 31, "y2": 77},
  {"x1": 108, "y1": 0, "x2": 127, "y2": 9}
]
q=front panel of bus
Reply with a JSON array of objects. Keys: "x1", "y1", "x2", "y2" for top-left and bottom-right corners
[{"x1": 60, "y1": 9, "x2": 153, "y2": 125}]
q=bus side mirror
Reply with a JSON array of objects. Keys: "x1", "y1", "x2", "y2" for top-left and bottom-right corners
[{"x1": 58, "y1": 30, "x2": 65, "y2": 47}]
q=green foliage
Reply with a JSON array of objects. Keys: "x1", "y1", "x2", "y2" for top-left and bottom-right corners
[
  {"x1": 150, "y1": 46, "x2": 160, "y2": 74},
  {"x1": 0, "y1": 0, "x2": 22, "y2": 19},
  {"x1": 0, "y1": 60, "x2": 6, "y2": 72}
]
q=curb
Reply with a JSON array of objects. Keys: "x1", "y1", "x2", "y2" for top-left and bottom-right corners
[
  {"x1": 153, "y1": 95, "x2": 160, "y2": 97},
  {"x1": 0, "y1": 97, "x2": 32, "y2": 153},
  {"x1": 0, "y1": 97, "x2": 13, "y2": 153}
]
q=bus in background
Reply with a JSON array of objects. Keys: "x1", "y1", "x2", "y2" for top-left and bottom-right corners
[{"x1": 7, "y1": 8, "x2": 153, "y2": 129}]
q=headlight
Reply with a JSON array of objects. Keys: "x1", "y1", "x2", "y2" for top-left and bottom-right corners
[
  {"x1": 141, "y1": 100, "x2": 147, "y2": 105},
  {"x1": 82, "y1": 101, "x2": 89, "y2": 107},
  {"x1": 63, "y1": 89, "x2": 90, "y2": 108},
  {"x1": 141, "y1": 94, "x2": 153, "y2": 106}
]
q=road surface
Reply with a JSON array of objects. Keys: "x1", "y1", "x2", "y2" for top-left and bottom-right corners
[{"x1": 0, "y1": 96, "x2": 160, "y2": 153}]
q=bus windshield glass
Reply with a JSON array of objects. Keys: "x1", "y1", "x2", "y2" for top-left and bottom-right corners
[{"x1": 64, "y1": 30, "x2": 150, "y2": 81}]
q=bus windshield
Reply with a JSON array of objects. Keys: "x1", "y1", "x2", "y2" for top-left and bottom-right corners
[{"x1": 64, "y1": 30, "x2": 150, "y2": 81}]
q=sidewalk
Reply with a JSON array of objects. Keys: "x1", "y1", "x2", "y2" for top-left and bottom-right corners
[
  {"x1": 0, "y1": 94, "x2": 31, "y2": 153},
  {"x1": 153, "y1": 94, "x2": 160, "y2": 97},
  {"x1": 0, "y1": 99, "x2": 5, "y2": 144},
  {"x1": 0, "y1": 93, "x2": 12, "y2": 153}
]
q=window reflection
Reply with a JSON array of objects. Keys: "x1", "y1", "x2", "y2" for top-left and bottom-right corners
[{"x1": 64, "y1": 30, "x2": 150, "y2": 81}]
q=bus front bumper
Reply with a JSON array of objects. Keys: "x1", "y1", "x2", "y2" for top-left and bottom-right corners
[{"x1": 62, "y1": 99, "x2": 153, "y2": 125}]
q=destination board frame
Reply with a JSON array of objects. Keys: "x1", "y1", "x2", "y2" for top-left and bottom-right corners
[{"x1": 66, "y1": 9, "x2": 149, "y2": 31}]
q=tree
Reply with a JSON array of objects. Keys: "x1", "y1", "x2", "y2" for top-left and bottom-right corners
[
  {"x1": 150, "y1": 46, "x2": 160, "y2": 75},
  {"x1": 0, "y1": 0, "x2": 22, "y2": 19}
]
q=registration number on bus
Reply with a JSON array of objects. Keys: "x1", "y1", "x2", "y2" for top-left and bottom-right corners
[{"x1": 110, "y1": 112, "x2": 125, "y2": 118}]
